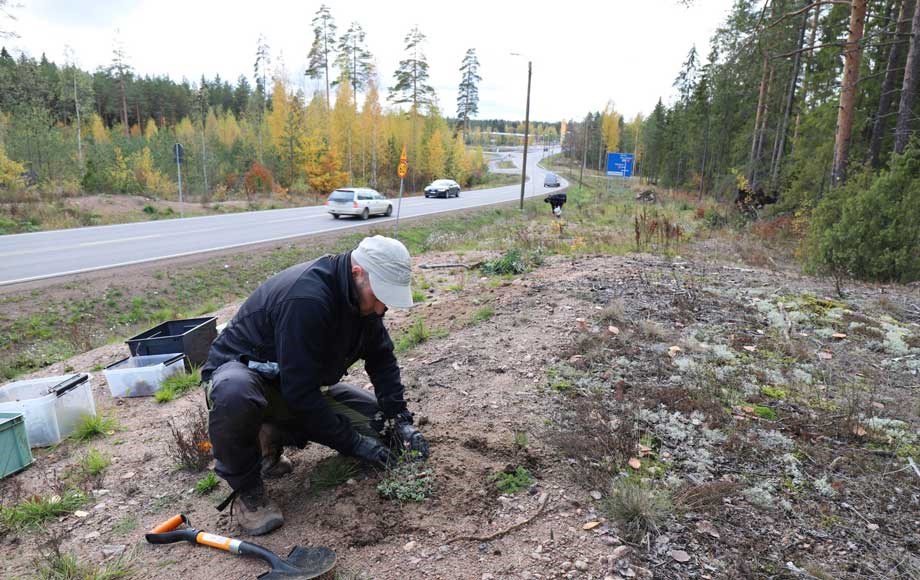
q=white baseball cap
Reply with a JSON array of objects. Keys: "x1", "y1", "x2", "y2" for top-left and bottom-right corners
[{"x1": 352, "y1": 235, "x2": 414, "y2": 308}]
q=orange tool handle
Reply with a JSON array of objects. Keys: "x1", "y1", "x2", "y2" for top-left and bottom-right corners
[{"x1": 150, "y1": 514, "x2": 187, "y2": 534}]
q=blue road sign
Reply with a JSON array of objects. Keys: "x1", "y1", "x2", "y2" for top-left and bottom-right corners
[{"x1": 606, "y1": 152, "x2": 634, "y2": 177}]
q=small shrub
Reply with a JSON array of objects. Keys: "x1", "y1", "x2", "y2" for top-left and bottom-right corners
[
  {"x1": 489, "y1": 466, "x2": 534, "y2": 494},
  {"x1": 166, "y1": 407, "x2": 212, "y2": 471},
  {"x1": 155, "y1": 367, "x2": 201, "y2": 403},
  {"x1": 377, "y1": 460, "x2": 435, "y2": 502},
  {"x1": 480, "y1": 250, "x2": 526, "y2": 275},
  {"x1": 0, "y1": 489, "x2": 87, "y2": 530},
  {"x1": 310, "y1": 456, "x2": 360, "y2": 492},
  {"x1": 602, "y1": 479, "x2": 672, "y2": 542},
  {"x1": 71, "y1": 414, "x2": 120, "y2": 441},
  {"x1": 195, "y1": 471, "x2": 220, "y2": 495},
  {"x1": 512, "y1": 431, "x2": 529, "y2": 451}
]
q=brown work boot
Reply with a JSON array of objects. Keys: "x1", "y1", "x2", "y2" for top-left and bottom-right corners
[
  {"x1": 259, "y1": 423, "x2": 293, "y2": 479},
  {"x1": 235, "y1": 482, "x2": 284, "y2": 536}
]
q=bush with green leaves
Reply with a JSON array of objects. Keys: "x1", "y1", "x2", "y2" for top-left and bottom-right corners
[
  {"x1": 807, "y1": 148, "x2": 920, "y2": 283},
  {"x1": 489, "y1": 466, "x2": 534, "y2": 494},
  {"x1": 480, "y1": 250, "x2": 527, "y2": 276},
  {"x1": 377, "y1": 460, "x2": 435, "y2": 503}
]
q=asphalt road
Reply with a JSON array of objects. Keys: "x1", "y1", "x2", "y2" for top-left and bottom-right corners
[{"x1": 0, "y1": 150, "x2": 566, "y2": 285}]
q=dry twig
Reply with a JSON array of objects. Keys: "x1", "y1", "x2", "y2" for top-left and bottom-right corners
[{"x1": 446, "y1": 493, "x2": 549, "y2": 544}]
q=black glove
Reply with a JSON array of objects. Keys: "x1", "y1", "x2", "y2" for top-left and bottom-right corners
[
  {"x1": 350, "y1": 432, "x2": 394, "y2": 468},
  {"x1": 392, "y1": 420, "x2": 430, "y2": 461}
]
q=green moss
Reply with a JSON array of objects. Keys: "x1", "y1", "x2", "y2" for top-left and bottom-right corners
[
  {"x1": 761, "y1": 386, "x2": 788, "y2": 400},
  {"x1": 753, "y1": 405, "x2": 778, "y2": 420}
]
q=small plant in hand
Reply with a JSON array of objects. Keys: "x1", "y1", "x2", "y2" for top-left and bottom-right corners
[
  {"x1": 71, "y1": 414, "x2": 120, "y2": 441},
  {"x1": 167, "y1": 407, "x2": 212, "y2": 471},
  {"x1": 155, "y1": 367, "x2": 202, "y2": 403},
  {"x1": 0, "y1": 489, "x2": 87, "y2": 530},
  {"x1": 310, "y1": 456, "x2": 360, "y2": 492},
  {"x1": 489, "y1": 466, "x2": 534, "y2": 494},
  {"x1": 377, "y1": 458, "x2": 435, "y2": 503},
  {"x1": 195, "y1": 471, "x2": 220, "y2": 495}
]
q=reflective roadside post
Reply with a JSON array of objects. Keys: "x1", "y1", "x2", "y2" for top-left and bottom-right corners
[{"x1": 174, "y1": 143, "x2": 185, "y2": 218}]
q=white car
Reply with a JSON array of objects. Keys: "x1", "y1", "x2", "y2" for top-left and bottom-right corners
[{"x1": 326, "y1": 187, "x2": 393, "y2": 220}]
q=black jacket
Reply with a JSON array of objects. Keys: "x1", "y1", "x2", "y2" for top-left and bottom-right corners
[{"x1": 202, "y1": 252, "x2": 408, "y2": 452}]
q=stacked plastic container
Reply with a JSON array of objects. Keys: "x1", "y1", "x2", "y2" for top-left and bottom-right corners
[
  {"x1": 104, "y1": 353, "x2": 187, "y2": 397},
  {"x1": 0, "y1": 374, "x2": 96, "y2": 447}
]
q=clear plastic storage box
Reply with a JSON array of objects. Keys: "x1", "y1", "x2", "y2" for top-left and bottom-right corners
[
  {"x1": 104, "y1": 353, "x2": 187, "y2": 398},
  {"x1": 0, "y1": 374, "x2": 96, "y2": 447}
]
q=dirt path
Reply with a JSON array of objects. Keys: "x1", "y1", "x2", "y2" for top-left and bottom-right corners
[{"x1": 1, "y1": 247, "x2": 918, "y2": 579}]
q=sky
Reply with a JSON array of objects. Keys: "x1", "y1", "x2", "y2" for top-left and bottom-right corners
[{"x1": 5, "y1": 0, "x2": 737, "y2": 123}]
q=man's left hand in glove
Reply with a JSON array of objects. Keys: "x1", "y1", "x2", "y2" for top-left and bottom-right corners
[{"x1": 383, "y1": 412, "x2": 429, "y2": 460}]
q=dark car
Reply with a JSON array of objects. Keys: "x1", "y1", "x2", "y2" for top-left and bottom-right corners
[{"x1": 424, "y1": 179, "x2": 460, "y2": 198}]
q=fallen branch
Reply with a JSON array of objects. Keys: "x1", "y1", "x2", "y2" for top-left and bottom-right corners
[
  {"x1": 446, "y1": 493, "x2": 549, "y2": 544},
  {"x1": 419, "y1": 262, "x2": 483, "y2": 270}
]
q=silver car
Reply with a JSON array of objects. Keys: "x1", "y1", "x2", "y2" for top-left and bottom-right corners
[{"x1": 327, "y1": 187, "x2": 393, "y2": 220}]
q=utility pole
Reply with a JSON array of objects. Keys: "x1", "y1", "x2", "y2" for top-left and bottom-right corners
[
  {"x1": 519, "y1": 60, "x2": 532, "y2": 211},
  {"x1": 580, "y1": 117, "x2": 588, "y2": 185}
]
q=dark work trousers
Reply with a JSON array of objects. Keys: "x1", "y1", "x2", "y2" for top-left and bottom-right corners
[{"x1": 206, "y1": 361, "x2": 380, "y2": 492}]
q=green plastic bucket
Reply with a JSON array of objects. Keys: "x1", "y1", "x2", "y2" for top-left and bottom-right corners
[{"x1": 0, "y1": 411, "x2": 33, "y2": 479}]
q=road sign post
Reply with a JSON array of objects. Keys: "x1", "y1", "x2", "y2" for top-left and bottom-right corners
[
  {"x1": 174, "y1": 143, "x2": 185, "y2": 218},
  {"x1": 394, "y1": 145, "x2": 408, "y2": 237}
]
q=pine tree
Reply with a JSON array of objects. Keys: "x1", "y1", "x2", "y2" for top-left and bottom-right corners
[
  {"x1": 335, "y1": 21, "x2": 374, "y2": 106},
  {"x1": 456, "y1": 48, "x2": 481, "y2": 132},
  {"x1": 389, "y1": 26, "x2": 435, "y2": 111},
  {"x1": 109, "y1": 31, "x2": 132, "y2": 137},
  {"x1": 306, "y1": 4, "x2": 337, "y2": 108}
]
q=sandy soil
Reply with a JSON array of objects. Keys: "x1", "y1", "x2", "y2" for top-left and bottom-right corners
[{"x1": 0, "y1": 243, "x2": 918, "y2": 579}]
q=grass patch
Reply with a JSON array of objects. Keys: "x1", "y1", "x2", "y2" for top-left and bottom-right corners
[
  {"x1": 80, "y1": 448, "x2": 111, "y2": 477},
  {"x1": 394, "y1": 318, "x2": 446, "y2": 353},
  {"x1": 602, "y1": 478, "x2": 672, "y2": 542},
  {"x1": 411, "y1": 289, "x2": 427, "y2": 303},
  {"x1": 195, "y1": 471, "x2": 220, "y2": 495},
  {"x1": 377, "y1": 460, "x2": 435, "y2": 503},
  {"x1": 1, "y1": 489, "x2": 87, "y2": 530},
  {"x1": 471, "y1": 305, "x2": 495, "y2": 323},
  {"x1": 489, "y1": 466, "x2": 534, "y2": 494},
  {"x1": 155, "y1": 367, "x2": 202, "y2": 403},
  {"x1": 71, "y1": 414, "x2": 120, "y2": 441},
  {"x1": 34, "y1": 542, "x2": 133, "y2": 580},
  {"x1": 311, "y1": 456, "x2": 361, "y2": 492},
  {"x1": 111, "y1": 516, "x2": 138, "y2": 535}
]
